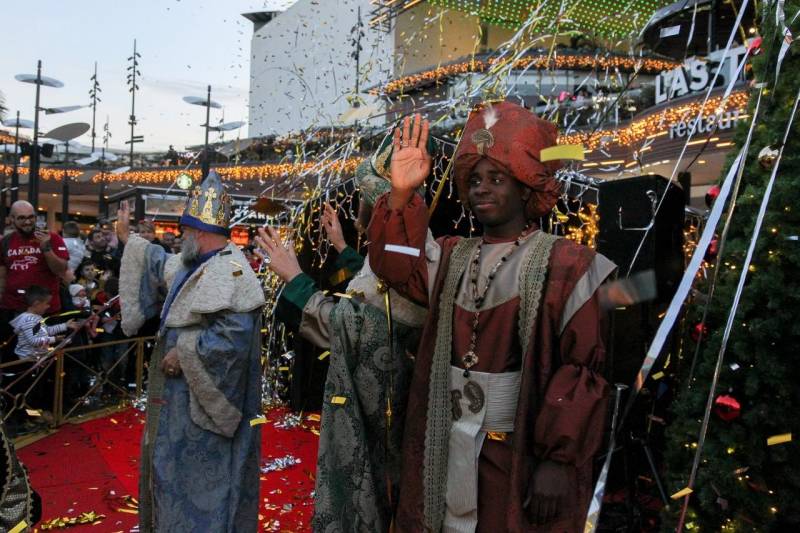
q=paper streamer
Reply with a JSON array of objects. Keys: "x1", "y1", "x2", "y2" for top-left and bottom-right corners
[
  {"x1": 676, "y1": 85, "x2": 800, "y2": 533},
  {"x1": 584, "y1": 146, "x2": 747, "y2": 533},
  {"x1": 626, "y1": 0, "x2": 751, "y2": 276}
]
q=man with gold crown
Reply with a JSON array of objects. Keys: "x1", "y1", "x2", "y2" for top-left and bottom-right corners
[
  {"x1": 368, "y1": 104, "x2": 615, "y2": 532},
  {"x1": 254, "y1": 137, "x2": 433, "y2": 532},
  {"x1": 116, "y1": 171, "x2": 265, "y2": 532}
]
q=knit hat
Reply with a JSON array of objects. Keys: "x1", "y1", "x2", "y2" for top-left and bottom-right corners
[{"x1": 69, "y1": 284, "x2": 85, "y2": 297}]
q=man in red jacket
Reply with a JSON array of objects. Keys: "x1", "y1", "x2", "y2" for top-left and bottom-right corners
[{"x1": 368, "y1": 104, "x2": 615, "y2": 532}]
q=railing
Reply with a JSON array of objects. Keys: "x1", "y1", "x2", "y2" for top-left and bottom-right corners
[{"x1": 0, "y1": 336, "x2": 154, "y2": 439}]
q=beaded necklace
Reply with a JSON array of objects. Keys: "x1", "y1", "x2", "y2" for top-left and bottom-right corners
[{"x1": 461, "y1": 223, "x2": 532, "y2": 377}]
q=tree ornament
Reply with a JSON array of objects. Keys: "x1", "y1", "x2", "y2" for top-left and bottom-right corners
[
  {"x1": 758, "y1": 146, "x2": 780, "y2": 170},
  {"x1": 705, "y1": 185, "x2": 721, "y2": 208},
  {"x1": 714, "y1": 394, "x2": 741, "y2": 422},
  {"x1": 691, "y1": 322, "x2": 709, "y2": 342},
  {"x1": 705, "y1": 236, "x2": 719, "y2": 261}
]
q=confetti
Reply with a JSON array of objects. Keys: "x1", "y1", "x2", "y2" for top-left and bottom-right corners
[
  {"x1": 670, "y1": 487, "x2": 693, "y2": 499},
  {"x1": 261, "y1": 455, "x2": 302, "y2": 474},
  {"x1": 767, "y1": 433, "x2": 792, "y2": 446},
  {"x1": 9, "y1": 521, "x2": 27, "y2": 533}
]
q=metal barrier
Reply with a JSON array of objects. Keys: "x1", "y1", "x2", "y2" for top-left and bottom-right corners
[{"x1": 0, "y1": 336, "x2": 154, "y2": 437}]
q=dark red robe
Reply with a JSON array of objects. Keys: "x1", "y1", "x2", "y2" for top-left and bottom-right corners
[{"x1": 368, "y1": 194, "x2": 611, "y2": 532}]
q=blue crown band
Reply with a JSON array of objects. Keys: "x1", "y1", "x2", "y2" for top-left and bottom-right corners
[{"x1": 179, "y1": 214, "x2": 231, "y2": 237}]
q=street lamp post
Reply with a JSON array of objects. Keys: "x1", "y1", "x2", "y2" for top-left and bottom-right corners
[
  {"x1": 15, "y1": 60, "x2": 66, "y2": 210},
  {"x1": 182, "y1": 89, "x2": 224, "y2": 179},
  {"x1": 203, "y1": 85, "x2": 211, "y2": 177},
  {"x1": 30, "y1": 61, "x2": 43, "y2": 208},
  {"x1": 12, "y1": 112, "x2": 23, "y2": 203},
  {"x1": 45, "y1": 122, "x2": 89, "y2": 226}
]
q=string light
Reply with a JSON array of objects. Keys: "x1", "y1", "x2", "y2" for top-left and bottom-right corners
[
  {"x1": 563, "y1": 203, "x2": 600, "y2": 248},
  {"x1": 378, "y1": 52, "x2": 679, "y2": 96},
  {"x1": 0, "y1": 158, "x2": 364, "y2": 185},
  {"x1": 560, "y1": 90, "x2": 749, "y2": 150},
  {"x1": 376, "y1": 0, "x2": 673, "y2": 37}
]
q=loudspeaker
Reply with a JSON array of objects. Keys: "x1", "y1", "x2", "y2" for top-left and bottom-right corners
[{"x1": 596, "y1": 175, "x2": 685, "y2": 304}]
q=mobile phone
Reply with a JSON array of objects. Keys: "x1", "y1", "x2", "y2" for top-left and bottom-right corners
[{"x1": 35, "y1": 220, "x2": 47, "y2": 232}]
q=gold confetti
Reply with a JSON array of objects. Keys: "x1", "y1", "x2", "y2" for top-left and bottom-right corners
[
  {"x1": 671, "y1": 487, "x2": 693, "y2": 499},
  {"x1": 541, "y1": 144, "x2": 585, "y2": 162},
  {"x1": 767, "y1": 433, "x2": 792, "y2": 446},
  {"x1": 317, "y1": 351, "x2": 330, "y2": 361},
  {"x1": 306, "y1": 414, "x2": 320, "y2": 422},
  {"x1": 232, "y1": 270, "x2": 243, "y2": 277},
  {"x1": 651, "y1": 371, "x2": 665, "y2": 380},
  {"x1": 250, "y1": 416, "x2": 267, "y2": 426},
  {"x1": 10, "y1": 521, "x2": 27, "y2": 533},
  {"x1": 330, "y1": 396, "x2": 347, "y2": 405}
]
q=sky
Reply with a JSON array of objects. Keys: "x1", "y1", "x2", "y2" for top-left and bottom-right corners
[{"x1": 0, "y1": 0, "x2": 299, "y2": 153}]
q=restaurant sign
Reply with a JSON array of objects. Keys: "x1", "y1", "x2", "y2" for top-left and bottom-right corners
[{"x1": 655, "y1": 46, "x2": 746, "y2": 104}]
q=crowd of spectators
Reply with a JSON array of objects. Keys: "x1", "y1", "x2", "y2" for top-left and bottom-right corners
[{"x1": 0, "y1": 201, "x2": 184, "y2": 434}]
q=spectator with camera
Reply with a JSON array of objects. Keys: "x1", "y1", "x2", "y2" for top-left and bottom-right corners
[{"x1": 0, "y1": 201, "x2": 70, "y2": 359}]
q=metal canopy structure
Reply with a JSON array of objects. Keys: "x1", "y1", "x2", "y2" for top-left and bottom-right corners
[{"x1": 640, "y1": 0, "x2": 756, "y2": 59}]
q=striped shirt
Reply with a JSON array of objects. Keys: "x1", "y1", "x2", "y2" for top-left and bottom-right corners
[{"x1": 9, "y1": 312, "x2": 69, "y2": 359}]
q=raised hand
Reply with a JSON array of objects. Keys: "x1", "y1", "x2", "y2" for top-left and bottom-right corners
[
  {"x1": 116, "y1": 200, "x2": 131, "y2": 244},
  {"x1": 321, "y1": 203, "x2": 347, "y2": 252},
  {"x1": 388, "y1": 114, "x2": 431, "y2": 208},
  {"x1": 254, "y1": 227, "x2": 303, "y2": 283}
]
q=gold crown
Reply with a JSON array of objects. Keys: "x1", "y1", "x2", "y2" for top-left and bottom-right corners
[{"x1": 187, "y1": 187, "x2": 231, "y2": 227}]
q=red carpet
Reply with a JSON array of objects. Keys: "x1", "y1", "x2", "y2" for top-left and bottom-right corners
[{"x1": 17, "y1": 407, "x2": 320, "y2": 532}]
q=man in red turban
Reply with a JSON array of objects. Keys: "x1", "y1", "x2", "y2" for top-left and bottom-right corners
[{"x1": 368, "y1": 102, "x2": 615, "y2": 532}]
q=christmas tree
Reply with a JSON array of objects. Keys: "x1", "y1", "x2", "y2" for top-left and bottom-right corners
[{"x1": 663, "y1": 3, "x2": 800, "y2": 531}]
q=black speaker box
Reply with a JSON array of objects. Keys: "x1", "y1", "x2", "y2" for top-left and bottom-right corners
[{"x1": 596, "y1": 175, "x2": 685, "y2": 304}]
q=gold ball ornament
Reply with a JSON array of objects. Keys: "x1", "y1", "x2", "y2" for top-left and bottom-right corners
[{"x1": 758, "y1": 146, "x2": 779, "y2": 170}]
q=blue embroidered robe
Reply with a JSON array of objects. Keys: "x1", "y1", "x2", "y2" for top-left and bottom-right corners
[{"x1": 119, "y1": 236, "x2": 265, "y2": 532}]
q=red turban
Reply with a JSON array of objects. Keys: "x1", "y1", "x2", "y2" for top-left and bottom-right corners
[{"x1": 453, "y1": 101, "x2": 563, "y2": 219}]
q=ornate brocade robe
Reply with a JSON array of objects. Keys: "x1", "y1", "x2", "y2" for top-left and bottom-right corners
[
  {"x1": 119, "y1": 235, "x2": 265, "y2": 532},
  {"x1": 278, "y1": 245, "x2": 427, "y2": 532},
  {"x1": 368, "y1": 194, "x2": 615, "y2": 532}
]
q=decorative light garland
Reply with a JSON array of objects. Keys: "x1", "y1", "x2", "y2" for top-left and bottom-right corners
[
  {"x1": 0, "y1": 158, "x2": 364, "y2": 185},
  {"x1": 560, "y1": 90, "x2": 750, "y2": 150},
  {"x1": 378, "y1": 53, "x2": 680, "y2": 96},
  {"x1": 0, "y1": 91, "x2": 748, "y2": 185},
  {"x1": 424, "y1": 0, "x2": 672, "y2": 36}
]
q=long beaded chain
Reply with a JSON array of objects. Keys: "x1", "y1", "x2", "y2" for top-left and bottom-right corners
[{"x1": 461, "y1": 223, "x2": 532, "y2": 377}]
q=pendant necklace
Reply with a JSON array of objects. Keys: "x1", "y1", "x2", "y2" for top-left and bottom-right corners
[{"x1": 461, "y1": 223, "x2": 531, "y2": 377}]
